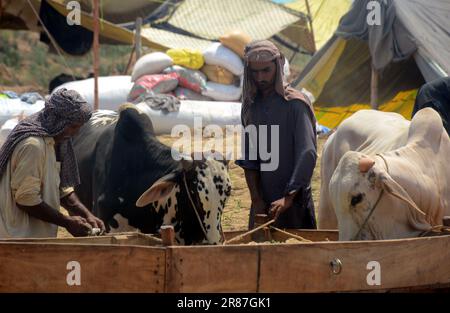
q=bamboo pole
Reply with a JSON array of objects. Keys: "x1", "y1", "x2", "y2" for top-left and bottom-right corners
[
  {"x1": 93, "y1": 0, "x2": 100, "y2": 110},
  {"x1": 305, "y1": 0, "x2": 316, "y2": 53},
  {"x1": 269, "y1": 226, "x2": 312, "y2": 242},
  {"x1": 135, "y1": 17, "x2": 143, "y2": 61},
  {"x1": 370, "y1": 65, "x2": 379, "y2": 110},
  {"x1": 123, "y1": 45, "x2": 136, "y2": 75}
]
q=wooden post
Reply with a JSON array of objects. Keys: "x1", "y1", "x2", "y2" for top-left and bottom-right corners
[
  {"x1": 252, "y1": 214, "x2": 270, "y2": 242},
  {"x1": 160, "y1": 225, "x2": 175, "y2": 246},
  {"x1": 92, "y1": 0, "x2": 100, "y2": 111},
  {"x1": 443, "y1": 216, "x2": 450, "y2": 227},
  {"x1": 304, "y1": 0, "x2": 316, "y2": 53},
  {"x1": 135, "y1": 17, "x2": 143, "y2": 61},
  {"x1": 370, "y1": 65, "x2": 379, "y2": 110}
]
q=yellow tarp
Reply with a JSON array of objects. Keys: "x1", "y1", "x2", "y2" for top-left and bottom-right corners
[
  {"x1": 297, "y1": 37, "x2": 417, "y2": 129},
  {"x1": 314, "y1": 89, "x2": 417, "y2": 129},
  {"x1": 285, "y1": 0, "x2": 352, "y2": 50},
  {"x1": 301, "y1": 37, "x2": 347, "y2": 97}
]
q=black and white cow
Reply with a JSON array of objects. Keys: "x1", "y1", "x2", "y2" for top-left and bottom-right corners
[{"x1": 72, "y1": 105, "x2": 232, "y2": 245}]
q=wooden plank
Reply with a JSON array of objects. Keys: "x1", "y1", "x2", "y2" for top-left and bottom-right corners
[
  {"x1": 165, "y1": 246, "x2": 259, "y2": 292},
  {"x1": 0, "y1": 232, "x2": 163, "y2": 246},
  {"x1": 258, "y1": 235, "x2": 450, "y2": 292},
  {"x1": 0, "y1": 243, "x2": 165, "y2": 292},
  {"x1": 1, "y1": 236, "x2": 115, "y2": 245}
]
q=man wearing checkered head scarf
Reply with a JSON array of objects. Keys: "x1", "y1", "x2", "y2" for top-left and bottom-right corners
[
  {"x1": 236, "y1": 40, "x2": 318, "y2": 229},
  {"x1": 0, "y1": 88, "x2": 105, "y2": 238}
]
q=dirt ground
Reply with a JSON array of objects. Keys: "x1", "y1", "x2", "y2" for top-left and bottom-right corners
[{"x1": 58, "y1": 134, "x2": 326, "y2": 237}]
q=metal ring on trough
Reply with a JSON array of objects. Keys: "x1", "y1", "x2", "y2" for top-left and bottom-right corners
[{"x1": 330, "y1": 258, "x2": 342, "y2": 275}]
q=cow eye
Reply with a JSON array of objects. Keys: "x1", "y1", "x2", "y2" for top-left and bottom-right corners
[{"x1": 351, "y1": 193, "x2": 364, "y2": 206}]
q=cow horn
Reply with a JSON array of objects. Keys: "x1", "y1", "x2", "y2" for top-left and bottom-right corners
[{"x1": 359, "y1": 157, "x2": 375, "y2": 173}]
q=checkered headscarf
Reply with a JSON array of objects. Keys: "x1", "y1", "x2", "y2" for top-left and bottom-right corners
[{"x1": 0, "y1": 88, "x2": 92, "y2": 187}]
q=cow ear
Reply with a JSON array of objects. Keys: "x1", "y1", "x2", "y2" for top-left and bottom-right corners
[
  {"x1": 373, "y1": 167, "x2": 430, "y2": 231},
  {"x1": 136, "y1": 173, "x2": 177, "y2": 207}
]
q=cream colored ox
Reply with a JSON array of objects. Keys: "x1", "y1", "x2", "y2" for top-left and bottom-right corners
[{"x1": 319, "y1": 108, "x2": 450, "y2": 240}]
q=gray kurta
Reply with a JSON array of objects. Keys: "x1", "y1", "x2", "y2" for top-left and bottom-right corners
[{"x1": 236, "y1": 93, "x2": 317, "y2": 229}]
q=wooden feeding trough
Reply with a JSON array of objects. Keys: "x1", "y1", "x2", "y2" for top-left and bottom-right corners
[{"x1": 0, "y1": 223, "x2": 449, "y2": 292}]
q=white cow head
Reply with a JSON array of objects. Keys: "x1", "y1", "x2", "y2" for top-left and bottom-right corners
[{"x1": 329, "y1": 151, "x2": 431, "y2": 241}]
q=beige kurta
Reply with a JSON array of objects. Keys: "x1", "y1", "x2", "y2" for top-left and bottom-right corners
[{"x1": 0, "y1": 136, "x2": 74, "y2": 238}]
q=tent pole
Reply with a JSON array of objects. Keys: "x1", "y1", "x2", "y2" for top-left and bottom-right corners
[
  {"x1": 135, "y1": 17, "x2": 143, "y2": 60},
  {"x1": 371, "y1": 65, "x2": 379, "y2": 110},
  {"x1": 93, "y1": 0, "x2": 100, "y2": 111},
  {"x1": 305, "y1": 0, "x2": 316, "y2": 53},
  {"x1": 123, "y1": 45, "x2": 136, "y2": 75}
]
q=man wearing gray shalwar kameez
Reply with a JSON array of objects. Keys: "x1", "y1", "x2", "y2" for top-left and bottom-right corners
[{"x1": 236, "y1": 40, "x2": 317, "y2": 229}]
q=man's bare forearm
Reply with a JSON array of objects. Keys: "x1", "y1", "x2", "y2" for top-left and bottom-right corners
[
  {"x1": 60, "y1": 192, "x2": 92, "y2": 218},
  {"x1": 17, "y1": 202, "x2": 70, "y2": 228}
]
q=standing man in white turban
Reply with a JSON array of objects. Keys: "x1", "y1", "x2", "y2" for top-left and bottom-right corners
[{"x1": 236, "y1": 40, "x2": 318, "y2": 229}]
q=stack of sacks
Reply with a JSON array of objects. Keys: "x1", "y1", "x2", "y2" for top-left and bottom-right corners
[
  {"x1": 129, "y1": 31, "x2": 256, "y2": 103},
  {"x1": 129, "y1": 52, "x2": 176, "y2": 102},
  {"x1": 162, "y1": 65, "x2": 212, "y2": 101},
  {"x1": 201, "y1": 42, "x2": 245, "y2": 102},
  {"x1": 129, "y1": 49, "x2": 212, "y2": 102},
  {"x1": 131, "y1": 52, "x2": 174, "y2": 81},
  {"x1": 198, "y1": 30, "x2": 252, "y2": 102},
  {"x1": 128, "y1": 72, "x2": 179, "y2": 102}
]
